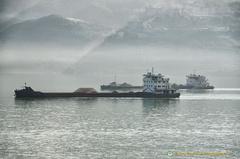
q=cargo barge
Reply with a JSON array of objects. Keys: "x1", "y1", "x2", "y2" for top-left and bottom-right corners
[
  {"x1": 15, "y1": 71, "x2": 180, "y2": 98},
  {"x1": 101, "y1": 81, "x2": 142, "y2": 90}
]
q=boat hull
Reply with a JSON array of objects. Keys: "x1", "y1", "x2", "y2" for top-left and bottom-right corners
[
  {"x1": 173, "y1": 85, "x2": 214, "y2": 89},
  {"x1": 180, "y1": 86, "x2": 214, "y2": 89},
  {"x1": 15, "y1": 90, "x2": 180, "y2": 98}
]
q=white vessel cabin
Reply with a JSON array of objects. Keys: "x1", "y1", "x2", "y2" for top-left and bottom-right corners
[
  {"x1": 142, "y1": 70, "x2": 177, "y2": 94},
  {"x1": 186, "y1": 71, "x2": 211, "y2": 88}
]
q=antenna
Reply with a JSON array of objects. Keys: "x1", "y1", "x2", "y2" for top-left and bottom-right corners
[
  {"x1": 194, "y1": 69, "x2": 196, "y2": 75},
  {"x1": 115, "y1": 75, "x2": 116, "y2": 83},
  {"x1": 22, "y1": 82, "x2": 27, "y2": 88},
  {"x1": 152, "y1": 67, "x2": 154, "y2": 74}
]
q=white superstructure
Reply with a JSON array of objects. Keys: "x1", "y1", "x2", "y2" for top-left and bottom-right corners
[
  {"x1": 186, "y1": 73, "x2": 210, "y2": 88},
  {"x1": 143, "y1": 70, "x2": 176, "y2": 94}
]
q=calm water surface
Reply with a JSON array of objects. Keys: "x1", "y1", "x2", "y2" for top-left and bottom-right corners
[{"x1": 0, "y1": 73, "x2": 239, "y2": 158}]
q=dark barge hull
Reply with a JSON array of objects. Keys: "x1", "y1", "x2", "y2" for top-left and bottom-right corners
[
  {"x1": 179, "y1": 86, "x2": 214, "y2": 89},
  {"x1": 173, "y1": 85, "x2": 214, "y2": 89},
  {"x1": 15, "y1": 91, "x2": 180, "y2": 98}
]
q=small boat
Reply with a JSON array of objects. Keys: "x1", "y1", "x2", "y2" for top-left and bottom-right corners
[{"x1": 14, "y1": 71, "x2": 180, "y2": 98}]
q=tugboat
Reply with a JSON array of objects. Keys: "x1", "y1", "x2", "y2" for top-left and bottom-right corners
[
  {"x1": 15, "y1": 71, "x2": 180, "y2": 98},
  {"x1": 173, "y1": 70, "x2": 214, "y2": 89}
]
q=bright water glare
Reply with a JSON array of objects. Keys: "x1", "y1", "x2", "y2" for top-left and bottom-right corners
[{"x1": 0, "y1": 73, "x2": 239, "y2": 159}]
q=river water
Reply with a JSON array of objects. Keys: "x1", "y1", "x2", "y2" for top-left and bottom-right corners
[{"x1": 0, "y1": 73, "x2": 239, "y2": 159}]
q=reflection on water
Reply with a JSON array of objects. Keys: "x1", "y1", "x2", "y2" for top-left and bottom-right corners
[
  {"x1": 14, "y1": 97, "x2": 99, "y2": 109},
  {"x1": 142, "y1": 98, "x2": 178, "y2": 115},
  {"x1": 185, "y1": 89, "x2": 214, "y2": 94},
  {"x1": 180, "y1": 89, "x2": 240, "y2": 100},
  {"x1": 0, "y1": 90, "x2": 239, "y2": 158},
  {"x1": 142, "y1": 98, "x2": 177, "y2": 107}
]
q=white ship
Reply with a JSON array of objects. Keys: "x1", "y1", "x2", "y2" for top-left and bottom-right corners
[
  {"x1": 142, "y1": 69, "x2": 179, "y2": 95},
  {"x1": 173, "y1": 70, "x2": 214, "y2": 89}
]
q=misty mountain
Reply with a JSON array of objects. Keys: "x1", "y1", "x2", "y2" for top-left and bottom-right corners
[
  {"x1": 0, "y1": 14, "x2": 111, "y2": 48},
  {"x1": 1, "y1": 0, "x2": 238, "y2": 32},
  {"x1": 1, "y1": 0, "x2": 239, "y2": 80},
  {"x1": 66, "y1": 1, "x2": 240, "y2": 80},
  {"x1": 101, "y1": 3, "x2": 240, "y2": 50},
  {"x1": 0, "y1": 0, "x2": 39, "y2": 22},
  {"x1": 0, "y1": 14, "x2": 112, "y2": 73},
  {"x1": 0, "y1": 0, "x2": 149, "y2": 32}
]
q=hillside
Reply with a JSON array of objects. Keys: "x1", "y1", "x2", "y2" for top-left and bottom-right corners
[
  {"x1": 0, "y1": 14, "x2": 111, "y2": 47},
  {"x1": 0, "y1": 0, "x2": 147, "y2": 32},
  {"x1": 101, "y1": 2, "x2": 240, "y2": 50},
  {"x1": 0, "y1": 14, "x2": 112, "y2": 73},
  {"x1": 1, "y1": 0, "x2": 239, "y2": 75},
  {"x1": 66, "y1": 1, "x2": 240, "y2": 79}
]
